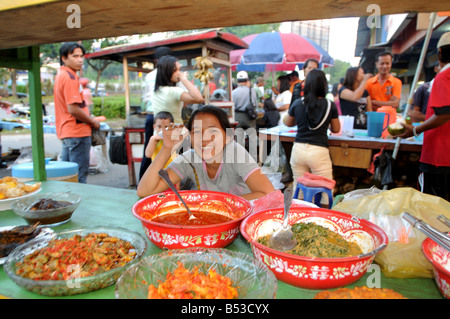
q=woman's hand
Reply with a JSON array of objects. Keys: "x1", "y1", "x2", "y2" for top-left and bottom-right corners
[{"x1": 162, "y1": 123, "x2": 189, "y2": 153}]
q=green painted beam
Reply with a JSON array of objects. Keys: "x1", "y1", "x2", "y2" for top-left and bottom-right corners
[
  {"x1": 28, "y1": 46, "x2": 46, "y2": 181},
  {"x1": 0, "y1": 46, "x2": 47, "y2": 181}
]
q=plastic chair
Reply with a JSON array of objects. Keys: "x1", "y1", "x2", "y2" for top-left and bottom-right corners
[{"x1": 293, "y1": 182, "x2": 334, "y2": 208}]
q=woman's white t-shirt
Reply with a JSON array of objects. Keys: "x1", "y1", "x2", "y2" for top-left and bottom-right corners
[
  {"x1": 152, "y1": 86, "x2": 185, "y2": 123},
  {"x1": 274, "y1": 90, "x2": 292, "y2": 125}
]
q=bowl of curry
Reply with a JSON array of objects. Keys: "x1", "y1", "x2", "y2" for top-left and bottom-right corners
[
  {"x1": 422, "y1": 235, "x2": 450, "y2": 299},
  {"x1": 3, "y1": 226, "x2": 147, "y2": 296},
  {"x1": 132, "y1": 191, "x2": 252, "y2": 249},
  {"x1": 240, "y1": 207, "x2": 388, "y2": 289}
]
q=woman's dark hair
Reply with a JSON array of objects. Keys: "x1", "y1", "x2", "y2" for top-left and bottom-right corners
[
  {"x1": 186, "y1": 105, "x2": 233, "y2": 136},
  {"x1": 263, "y1": 98, "x2": 277, "y2": 112},
  {"x1": 59, "y1": 42, "x2": 85, "y2": 66},
  {"x1": 277, "y1": 75, "x2": 291, "y2": 93},
  {"x1": 343, "y1": 67, "x2": 360, "y2": 90},
  {"x1": 303, "y1": 69, "x2": 328, "y2": 126},
  {"x1": 332, "y1": 83, "x2": 339, "y2": 96},
  {"x1": 155, "y1": 55, "x2": 178, "y2": 92}
]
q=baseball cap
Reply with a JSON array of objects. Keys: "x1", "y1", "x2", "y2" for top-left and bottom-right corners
[
  {"x1": 437, "y1": 31, "x2": 450, "y2": 48},
  {"x1": 236, "y1": 71, "x2": 249, "y2": 80}
]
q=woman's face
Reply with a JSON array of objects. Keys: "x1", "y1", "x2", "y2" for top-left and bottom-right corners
[
  {"x1": 356, "y1": 68, "x2": 365, "y2": 82},
  {"x1": 170, "y1": 61, "x2": 182, "y2": 83},
  {"x1": 190, "y1": 113, "x2": 230, "y2": 163}
]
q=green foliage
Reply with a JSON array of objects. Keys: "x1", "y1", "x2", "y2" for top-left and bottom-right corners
[
  {"x1": 222, "y1": 24, "x2": 281, "y2": 38},
  {"x1": 91, "y1": 96, "x2": 126, "y2": 119},
  {"x1": 324, "y1": 59, "x2": 352, "y2": 85}
]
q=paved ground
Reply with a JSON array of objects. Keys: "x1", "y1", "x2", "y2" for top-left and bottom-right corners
[{"x1": 0, "y1": 102, "x2": 140, "y2": 190}]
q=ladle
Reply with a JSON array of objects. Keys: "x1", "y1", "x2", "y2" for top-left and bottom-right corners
[
  {"x1": 158, "y1": 169, "x2": 195, "y2": 220},
  {"x1": 268, "y1": 188, "x2": 297, "y2": 251}
]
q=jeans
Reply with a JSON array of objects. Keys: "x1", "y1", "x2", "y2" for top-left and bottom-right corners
[{"x1": 61, "y1": 136, "x2": 91, "y2": 183}]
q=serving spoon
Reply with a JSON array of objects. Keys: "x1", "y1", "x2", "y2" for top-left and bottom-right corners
[
  {"x1": 158, "y1": 169, "x2": 195, "y2": 220},
  {"x1": 268, "y1": 188, "x2": 297, "y2": 251}
]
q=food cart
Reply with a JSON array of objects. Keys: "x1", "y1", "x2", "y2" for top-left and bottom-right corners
[{"x1": 84, "y1": 30, "x2": 247, "y2": 185}]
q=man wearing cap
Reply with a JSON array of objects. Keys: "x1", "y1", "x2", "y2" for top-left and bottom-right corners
[
  {"x1": 232, "y1": 71, "x2": 258, "y2": 130},
  {"x1": 399, "y1": 31, "x2": 450, "y2": 201}
]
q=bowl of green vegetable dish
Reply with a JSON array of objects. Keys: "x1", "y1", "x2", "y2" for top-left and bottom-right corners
[{"x1": 240, "y1": 207, "x2": 388, "y2": 289}]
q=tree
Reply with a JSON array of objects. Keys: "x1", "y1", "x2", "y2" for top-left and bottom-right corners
[{"x1": 324, "y1": 59, "x2": 351, "y2": 85}]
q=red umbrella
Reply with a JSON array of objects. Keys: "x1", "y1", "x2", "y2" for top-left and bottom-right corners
[{"x1": 231, "y1": 32, "x2": 334, "y2": 72}]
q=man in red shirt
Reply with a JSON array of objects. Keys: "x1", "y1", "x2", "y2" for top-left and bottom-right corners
[
  {"x1": 54, "y1": 42, "x2": 100, "y2": 183},
  {"x1": 366, "y1": 52, "x2": 402, "y2": 111},
  {"x1": 399, "y1": 31, "x2": 450, "y2": 201}
]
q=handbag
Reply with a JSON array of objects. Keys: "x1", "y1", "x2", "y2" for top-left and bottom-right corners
[
  {"x1": 245, "y1": 87, "x2": 258, "y2": 120},
  {"x1": 109, "y1": 129, "x2": 128, "y2": 165},
  {"x1": 91, "y1": 128, "x2": 107, "y2": 146}
]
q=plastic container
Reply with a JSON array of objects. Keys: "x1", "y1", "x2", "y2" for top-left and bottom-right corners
[
  {"x1": 377, "y1": 106, "x2": 397, "y2": 137},
  {"x1": 12, "y1": 159, "x2": 78, "y2": 183},
  {"x1": 367, "y1": 111, "x2": 390, "y2": 138}
]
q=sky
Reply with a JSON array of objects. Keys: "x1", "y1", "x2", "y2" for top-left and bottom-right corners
[
  {"x1": 280, "y1": 17, "x2": 361, "y2": 66},
  {"x1": 328, "y1": 17, "x2": 361, "y2": 66}
]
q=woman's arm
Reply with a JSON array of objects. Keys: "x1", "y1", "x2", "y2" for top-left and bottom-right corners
[
  {"x1": 366, "y1": 95, "x2": 373, "y2": 112},
  {"x1": 339, "y1": 74, "x2": 371, "y2": 102},
  {"x1": 283, "y1": 113, "x2": 296, "y2": 127},
  {"x1": 329, "y1": 117, "x2": 341, "y2": 133},
  {"x1": 179, "y1": 72, "x2": 204, "y2": 104},
  {"x1": 240, "y1": 169, "x2": 275, "y2": 200}
]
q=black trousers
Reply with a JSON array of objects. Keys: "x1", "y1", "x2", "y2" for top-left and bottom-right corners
[{"x1": 138, "y1": 113, "x2": 154, "y2": 181}]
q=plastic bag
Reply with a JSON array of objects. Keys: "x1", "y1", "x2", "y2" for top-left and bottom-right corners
[
  {"x1": 261, "y1": 140, "x2": 287, "y2": 189},
  {"x1": 333, "y1": 187, "x2": 450, "y2": 278},
  {"x1": 109, "y1": 130, "x2": 127, "y2": 165}
]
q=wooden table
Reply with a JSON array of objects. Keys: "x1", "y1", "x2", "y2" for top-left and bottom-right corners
[
  {"x1": 259, "y1": 126, "x2": 423, "y2": 170},
  {"x1": 0, "y1": 181, "x2": 442, "y2": 299}
]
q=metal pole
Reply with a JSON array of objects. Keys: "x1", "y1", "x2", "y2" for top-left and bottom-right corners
[{"x1": 386, "y1": 12, "x2": 436, "y2": 190}]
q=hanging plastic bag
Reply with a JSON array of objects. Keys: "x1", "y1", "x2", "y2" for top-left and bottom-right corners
[
  {"x1": 261, "y1": 140, "x2": 286, "y2": 189},
  {"x1": 333, "y1": 187, "x2": 450, "y2": 278}
]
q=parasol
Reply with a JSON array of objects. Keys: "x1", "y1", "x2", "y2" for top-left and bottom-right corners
[{"x1": 231, "y1": 32, "x2": 334, "y2": 72}]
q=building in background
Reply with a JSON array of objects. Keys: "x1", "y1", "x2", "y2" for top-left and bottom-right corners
[{"x1": 287, "y1": 20, "x2": 331, "y2": 52}]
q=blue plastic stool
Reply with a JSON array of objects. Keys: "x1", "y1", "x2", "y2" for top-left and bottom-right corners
[{"x1": 293, "y1": 183, "x2": 334, "y2": 208}]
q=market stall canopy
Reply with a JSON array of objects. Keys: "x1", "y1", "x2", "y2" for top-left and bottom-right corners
[
  {"x1": 2, "y1": 0, "x2": 450, "y2": 50},
  {"x1": 84, "y1": 30, "x2": 248, "y2": 65}
]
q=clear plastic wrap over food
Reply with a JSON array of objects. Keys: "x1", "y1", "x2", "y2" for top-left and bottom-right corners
[{"x1": 333, "y1": 187, "x2": 450, "y2": 278}]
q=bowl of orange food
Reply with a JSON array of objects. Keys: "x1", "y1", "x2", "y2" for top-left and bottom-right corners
[
  {"x1": 132, "y1": 191, "x2": 252, "y2": 249},
  {"x1": 4, "y1": 226, "x2": 147, "y2": 296},
  {"x1": 240, "y1": 207, "x2": 388, "y2": 289},
  {"x1": 115, "y1": 247, "x2": 278, "y2": 299},
  {"x1": 422, "y1": 235, "x2": 450, "y2": 299},
  {"x1": 0, "y1": 177, "x2": 41, "y2": 211}
]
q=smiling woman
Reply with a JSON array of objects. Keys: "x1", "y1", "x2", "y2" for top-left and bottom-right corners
[{"x1": 137, "y1": 105, "x2": 275, "y2": 200}]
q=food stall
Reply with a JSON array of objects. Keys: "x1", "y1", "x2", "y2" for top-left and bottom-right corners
[
  {"x1": 259, "y1": 125, "x2": 423, "y2": 190},
  {"x1": 85, "y1": 30, "x2": 247, "y2": 186},
  {"x1": 0, "y1": 180, "x2": 444, "y2": 299}
]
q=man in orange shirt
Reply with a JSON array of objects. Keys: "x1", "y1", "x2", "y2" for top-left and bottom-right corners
[
  {"x1": 54, "y1": 42, "x2": 100, "y2": 183},
  {"x1": 366, "y1": 52, "x2": 402, "y2": 111}
]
